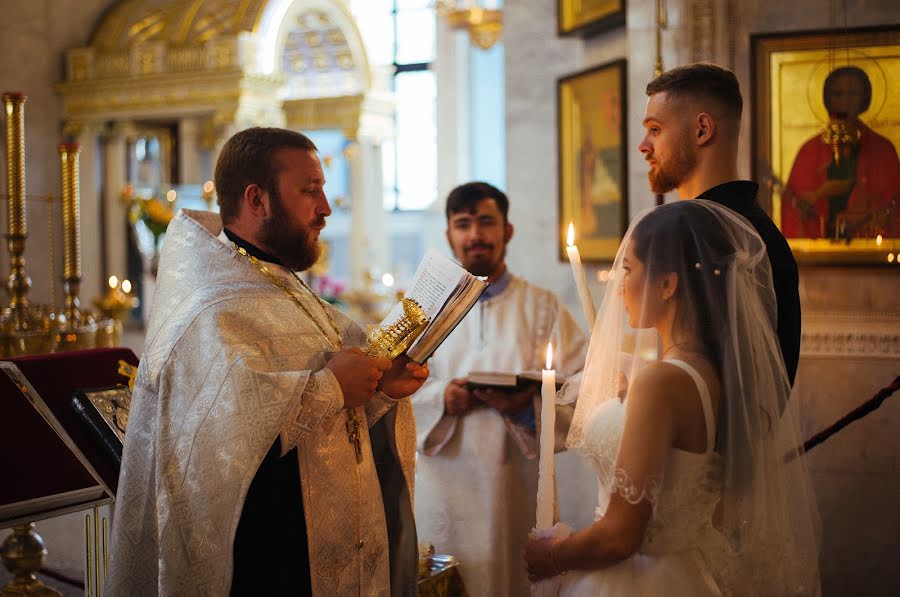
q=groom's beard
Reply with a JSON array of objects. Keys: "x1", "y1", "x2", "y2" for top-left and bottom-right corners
[{"x1": 648, "y1": 140, "x2": 698, "y2": 194}]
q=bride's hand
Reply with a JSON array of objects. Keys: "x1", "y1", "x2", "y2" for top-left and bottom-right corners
[{"x1": 524, "y1": 535, "x2": 561, "y2": 582}]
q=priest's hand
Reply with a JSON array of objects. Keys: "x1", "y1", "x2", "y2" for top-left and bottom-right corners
[
  {"x1": 444, "y1": 378, "x2": 479, "y2": 417},
  {"x1": 473, "y1": 387, "x2": 535, "y2": 416},
  {"x1": 326, "y1": 348, "x2": 391, "y2": 408},
  {"x1": 379, "y1": 355, "x2": 429, "y2": 399}
]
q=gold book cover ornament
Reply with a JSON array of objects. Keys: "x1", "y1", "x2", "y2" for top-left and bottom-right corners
[{"x1": 365, "y1": 297, "x2": 429, "y2": 359}]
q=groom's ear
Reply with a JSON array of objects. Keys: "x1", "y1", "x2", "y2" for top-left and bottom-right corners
[{"x1": 659, "y1": 272, "x2": 678, "y2": 301}]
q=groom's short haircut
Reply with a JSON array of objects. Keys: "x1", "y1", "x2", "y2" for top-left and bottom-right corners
[
  {"x1": 646, "y1": 63, "x2": 743, "y2": 126},
  {"x1": 445, "y1": 181, "x2": 510, "y2": 223}
]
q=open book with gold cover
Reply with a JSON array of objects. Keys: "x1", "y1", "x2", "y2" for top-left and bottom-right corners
[{"x1": 367, "y1": 249, "x2": 488, "y2": 363}]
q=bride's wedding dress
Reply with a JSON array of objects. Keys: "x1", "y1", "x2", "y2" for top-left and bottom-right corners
[{"x1": 559, "y1": 359, "x2": 735, "y2": 596}]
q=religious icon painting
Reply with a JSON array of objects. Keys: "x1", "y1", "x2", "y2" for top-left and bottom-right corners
[
  {"x1": 558, "y1": 0, "x2": 626, "y2": 37},
  {"x1": 557, "y1": 59, "x2": 628, "y2": 263},
  {"x1": 752, "y1": 25, "x2": 900, "y2": 265}
]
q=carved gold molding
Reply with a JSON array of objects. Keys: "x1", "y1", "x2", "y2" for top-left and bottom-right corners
[
  {"x1": 283, "y1": 95, "x2": 365, "y2": 139},
  {"x1": 58, "y1": 70, "x2": 281, "y2": 119},
  {"x1": 65, "y1": 35, "x2": 254, "y2": 83}
]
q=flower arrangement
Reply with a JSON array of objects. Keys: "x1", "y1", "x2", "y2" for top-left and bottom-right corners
[
  {"x1": 121, "y1": 184, "x2": 175, "y2": 244},
  {"x1": 311, "y1": 274, "x2": 346, "y2": 305}
]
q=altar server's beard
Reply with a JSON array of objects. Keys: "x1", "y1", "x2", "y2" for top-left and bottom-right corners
[
  {"x1": 461, "y1": 243, "x2": 506, "y2": 278},
  {"x1": 648, "y1": 141, "x2": 698, "y2": 194},
  {"x1": 262, "y1": 190, "x2": 322, "y2": 272}
]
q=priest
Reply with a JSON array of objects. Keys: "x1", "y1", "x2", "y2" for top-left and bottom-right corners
[
  {"x1": 411, "y1": 182, "x2": 589, "y2": 596},
  {"x1": 107, "y1": 127, "x2": 427, "y2": 596}
]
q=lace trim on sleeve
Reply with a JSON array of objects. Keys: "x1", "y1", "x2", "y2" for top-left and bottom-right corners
[
  {"x1": 279, "y1": 368, "x2": 343, "y2": 454},
  {"x1": 608, "y1": 466, "x2": 662, "y2": 505},
  {"x1": 590, "y1": 451, "x2": 663, "y2": 508}
]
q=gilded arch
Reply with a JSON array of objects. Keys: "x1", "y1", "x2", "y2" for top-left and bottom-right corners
[{"x1": 58, "y1": 0, "x2": 376, "y2": 139}]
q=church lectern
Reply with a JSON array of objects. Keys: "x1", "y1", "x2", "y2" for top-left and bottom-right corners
[{"x1": 0, "y1": 348, "x2": 138, "y2": 596}]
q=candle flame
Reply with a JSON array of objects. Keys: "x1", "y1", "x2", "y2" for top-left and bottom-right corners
[
  {"x1": 566, "y1": 222, "x2": 575, "y2": 247},
  {"x1": 108, "y1": 275, "x2": 118, "y2": 289},
  {"x1": 121, "y1": 279, "x2": 132, "y2": 294},
  {"x1": 203, "y1": 180, "x2": 215, "y2": 193},
  {"x1": 545, "y1": 342, "x2": 553, "y2": 370}
]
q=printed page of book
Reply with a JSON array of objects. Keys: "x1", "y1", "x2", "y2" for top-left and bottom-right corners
[
  {"x1": 379, "y1": 249, "x2": 464, "y2": 328},
  {"x1": 376, "y1": 249, "x2": 488, "y2": 363}
]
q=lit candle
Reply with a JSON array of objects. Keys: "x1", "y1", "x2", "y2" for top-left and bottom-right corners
[
  {"x1": 121, "y1": 279, "x2": 132, "y2": 294},
  {"x1": 108, "y1": 275, "x2": 119, "y2": 290},
  {"x1": 566, "y1": 222, "x2": 596, "y2": 330},
  {"x1": 536, "y1": 342, "x2": 556, "y2": 529}
]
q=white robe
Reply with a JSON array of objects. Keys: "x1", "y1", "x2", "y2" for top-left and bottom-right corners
[
  {"x1": 107, "y1": 210, "x2": 417, "y2": 596},
  {"x1": 412, "y1": 276, "x2": 588, "y2": 597}
]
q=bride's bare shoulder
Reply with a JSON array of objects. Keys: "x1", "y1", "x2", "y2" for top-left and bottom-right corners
[
  {"x1": 628, "y1": 362, "x2": 693, "y2": 407},
  {"x1": 631, "y1": 359, "x2": 719, "y2": 406}
]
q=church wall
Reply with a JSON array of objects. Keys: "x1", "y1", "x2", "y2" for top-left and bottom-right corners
[{"x1": 504, "y1": 1, "x2": 900, "y2": 595}]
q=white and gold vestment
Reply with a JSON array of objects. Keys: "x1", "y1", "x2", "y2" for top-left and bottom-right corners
[{"x1": 107, "y1": 210, "x2": 415, "y2": 596}]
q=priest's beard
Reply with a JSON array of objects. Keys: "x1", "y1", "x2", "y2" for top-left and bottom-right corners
[
  {"x1": 261, "y1": 189, "x2": 322, "y2": 271},
  {"x1": 648, "y1": 141, "x2": 698, "y2": 194}
]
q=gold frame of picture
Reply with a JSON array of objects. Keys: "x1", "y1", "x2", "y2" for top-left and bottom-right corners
[
  {"x1": 751, "y1": 26, "x2": 900, "y2": 265},
  {"x1": 558, "y1": 59, "x2": 628, "y2": 263},
  {"x1": 558, "y1": 0, "x2": 625, "y2": 37}
]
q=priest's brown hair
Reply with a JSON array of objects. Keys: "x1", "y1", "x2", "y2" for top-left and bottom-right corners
[{"x1": 215, "y1": 127, "x2": 318, "y2": 224}]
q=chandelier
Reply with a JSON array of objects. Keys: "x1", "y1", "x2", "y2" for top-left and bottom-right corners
[{"x1": 436, "y1": 1, "x2": 503, "y2": 50}]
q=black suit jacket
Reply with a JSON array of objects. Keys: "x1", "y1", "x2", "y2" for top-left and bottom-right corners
[{"x1": 697, "y1": 181, "x2": 801, "y2": 389}]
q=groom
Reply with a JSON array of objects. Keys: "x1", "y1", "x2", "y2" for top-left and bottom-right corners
[{"x1": 638, "y1": 63, "x2": 801, "y2": 391}]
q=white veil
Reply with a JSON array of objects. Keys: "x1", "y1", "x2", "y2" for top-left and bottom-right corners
[{"x1": 560, "y1": 200, "x2": 820, "y2": 595}]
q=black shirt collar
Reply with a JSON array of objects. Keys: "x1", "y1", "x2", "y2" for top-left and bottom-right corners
[
  {"x1": 223, "y1": 227, "x2": 284, "y2": 267},
  {"x1": 696, "y1": 180, "x2": 759, "y2": 211}
]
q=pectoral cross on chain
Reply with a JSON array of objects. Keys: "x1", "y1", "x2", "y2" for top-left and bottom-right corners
[{"x1": 346, "y1": 410, "x2": 363, "y2": 463}]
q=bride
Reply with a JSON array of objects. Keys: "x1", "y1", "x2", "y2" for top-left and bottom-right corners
[{"x1": 525, "y1": 200, "x2": 820, "y2": 596}]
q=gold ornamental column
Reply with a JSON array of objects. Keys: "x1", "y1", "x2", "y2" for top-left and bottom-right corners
[
  {"x1": 59, "y1": 143, "x2": 82, "y2": 322},
  {"x1": 55, "y1": 143, "x2": 97, "y2": 351},
  {"x1": 0, "y1": 92, "x2": 52, "y2": 356},
  {"x1": 3, "y1": 93, "x2": 30, "y2": 314}
]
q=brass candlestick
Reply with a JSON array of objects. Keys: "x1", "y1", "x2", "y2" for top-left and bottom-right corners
[
  {"x1": 0, "y1": 92, "x2": 53, "y2": 356},
  {"x1": 59, "y1": 143, "x2": 81, "y2": 322},
  {"x1": 3, "y1": 93, "x2": 30, "y2": 317},
  {"x1": 55, "y1": 143, "x2": 98, "y2": 352}
]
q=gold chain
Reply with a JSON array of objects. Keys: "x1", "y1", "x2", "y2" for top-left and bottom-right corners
[
  {"x1": 232, "y1": 244, "x2": 343, "y2": 350},
  {"x1": 231, "y1": 243, "x2": 366, "y2": 462}
]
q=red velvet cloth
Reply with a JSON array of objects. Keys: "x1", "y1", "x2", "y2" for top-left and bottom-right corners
[{"x1": 0, "y1": 348, "x2": 138, "y2": 523}]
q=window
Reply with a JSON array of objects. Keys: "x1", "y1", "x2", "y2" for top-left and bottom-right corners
[{"x1": 351, "y1": 0, "x2": 437, "y2": 210}]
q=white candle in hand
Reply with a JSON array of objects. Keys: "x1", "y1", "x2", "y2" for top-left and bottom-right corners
[
  {"x1": 537, "y1": 342, "x2": 556, "y2": 530},
  {"x1": 566, "y1": 222, "x2": 597, "y2": 330}
]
